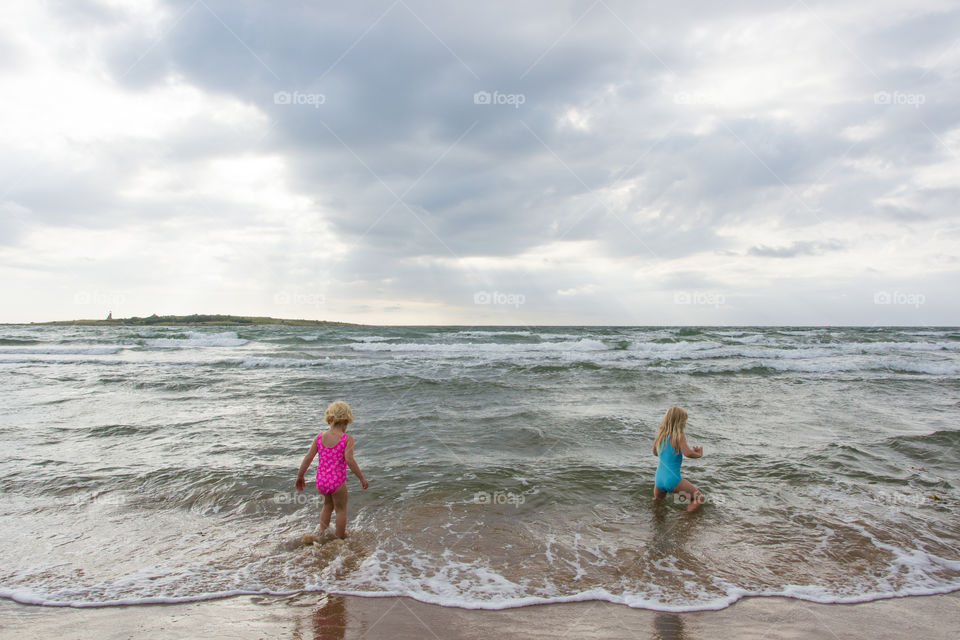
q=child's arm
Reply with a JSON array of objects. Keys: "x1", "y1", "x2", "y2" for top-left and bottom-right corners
[
  {"x1": 679, "y1": 434, "x2": 703, "y2": 458},
  {"x1": 295, "y1": 441, "x2": 318, "y2": 491},
  {"x1": 344, "y1": 435, "x2": 369, "y2": 489}
]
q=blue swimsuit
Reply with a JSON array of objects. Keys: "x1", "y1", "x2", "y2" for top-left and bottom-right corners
[{"x1": 655, "y1": 436, "x2": 683, "y2": 492}]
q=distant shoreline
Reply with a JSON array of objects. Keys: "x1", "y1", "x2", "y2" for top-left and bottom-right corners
[
  {"x1": 18, "y1": 314, "x2": 359, "y2": 327},
  {"x1": 4, "y1": 318, "x2": 958, "y2": 328}
]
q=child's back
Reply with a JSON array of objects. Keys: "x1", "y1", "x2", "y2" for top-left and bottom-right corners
[
  {"x1": 295, "y1": 401, "x2": 369, "y2": 539},
  {"x1": 315, "y1": 428, "x2": 349, "y2": 495}
]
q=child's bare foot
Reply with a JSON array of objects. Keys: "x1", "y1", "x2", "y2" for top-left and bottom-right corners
[{"x1": 686, "y1": 491, "x2": 705, "y2": 512}]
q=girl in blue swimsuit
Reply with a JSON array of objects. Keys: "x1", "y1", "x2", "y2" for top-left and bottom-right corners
[{"x1": 652, "y1": 406, "x2": 705, "y2": 512}]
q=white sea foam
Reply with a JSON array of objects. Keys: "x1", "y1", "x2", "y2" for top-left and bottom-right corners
[
  {"x1": 0, "y1": 346, "x2": 123, "y2": 355},
  {"x1": 645, "y1": 358, "x2": 960, "y2": 376},
  {"x1": 348, "y1": 339, "x2": 609, "y2": 353},
  {"x1": 450, "y1": 330, "x2": 536, "y2": 338},
  {"x1": 355, "y1": 338, "x2": 960, "y2": 369},
  {"x1": 219, "y1": 357, "x2": 330, "y2": 368},
  {"x1": 143, "y1": 331, "x2": 247, "y2": 348},
  {"x1": 0, "y1": 586, "x2": 298, "y2": 608},
  {"x1": 4, "y1": 553, "x2": 958, "y2": 612},
  {"x1": 761, "y1": 357, "x2": 959, "y2": 376},
  {"x1": 726, "y1": 333, "x2": 768, "y2": 343},
  {"x1": 325, "y1": 582, "x2": 960, "y2": 612},
  {"x1": 0, "y1": 354, "x2": 333, "y2": 369},
  {"x1": 2, "y1": 346, "x2": 954, "y2": 377}
]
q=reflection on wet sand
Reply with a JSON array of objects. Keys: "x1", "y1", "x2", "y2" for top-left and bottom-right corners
[
  {"x1": 311, "y1": 594, "x2": 347, "y2": 640},
  {"x1": 652, "y1": 612, "x2": 686, "y2": 640}
]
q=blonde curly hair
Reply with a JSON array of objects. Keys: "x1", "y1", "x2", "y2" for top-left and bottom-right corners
[{"x1": 325, "y1": 400, "x2": 354, "y2": 427}]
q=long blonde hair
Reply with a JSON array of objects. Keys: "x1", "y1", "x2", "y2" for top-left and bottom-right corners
[{"x1": 653, "y1": 406, "x2": 688, "y2": 454}]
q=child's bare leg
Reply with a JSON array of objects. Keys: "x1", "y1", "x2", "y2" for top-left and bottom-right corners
[
  {"x1": 319, "y1": 493, "x2": 334, "y2": 531},
  {"x1": 674, "y1": 479, "x2": 704, "y2": 513},
  {"x1": 653, "y1": 486, "x2": 667, "y2": 501},
  {"x1": 331, "y1": 483, "x2": 349, "y2": 539}
]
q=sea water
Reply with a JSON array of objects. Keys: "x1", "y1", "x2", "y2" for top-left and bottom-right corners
[{"x1": 0, "y1": 325, "x2": 958, "y2": 610}]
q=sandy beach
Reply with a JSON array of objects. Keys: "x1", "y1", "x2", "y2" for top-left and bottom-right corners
[{"x1": 2, "y1": 591, "x2": 959, "y2": 639}]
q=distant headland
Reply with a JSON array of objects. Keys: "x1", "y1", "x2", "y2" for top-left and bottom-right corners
[{"x1": 28, "y1": 314, "x2": 359, "y2": 327}]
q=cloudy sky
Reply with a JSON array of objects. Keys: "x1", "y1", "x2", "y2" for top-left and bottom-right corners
[{"x1": 1, "y1": 0, "x2": 958, "y2": 325}]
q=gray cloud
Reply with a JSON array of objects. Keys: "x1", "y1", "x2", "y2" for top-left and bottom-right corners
[{"x1": 2, "y1": 0, "x2": 959, "y2": 323}]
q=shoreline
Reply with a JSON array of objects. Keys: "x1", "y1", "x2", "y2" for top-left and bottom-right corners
[
  {"x1": 15, "y1": 314, "x2": 359, "y2": 327},
  {"x1": 2, "y1": 591, "x2": 958, "y2": 639},
  {"x1": 3, "y1": 583, "x2": 959, "y2": 611}
]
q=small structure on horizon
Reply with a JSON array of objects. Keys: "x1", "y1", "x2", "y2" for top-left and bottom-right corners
[{"x1": 107, "y1": 311, "x2": 113, "y2": 320}]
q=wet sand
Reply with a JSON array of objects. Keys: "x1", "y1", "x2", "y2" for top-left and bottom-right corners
[{"x1": 1, "y1": 591, "x2": 958, "y2": 639}]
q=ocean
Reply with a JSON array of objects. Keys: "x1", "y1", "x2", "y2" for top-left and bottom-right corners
[{"x1": 0, "y1": 324, "x2": 958, "y2": 611}]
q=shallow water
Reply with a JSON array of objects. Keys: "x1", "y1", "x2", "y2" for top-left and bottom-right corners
[{"x1": 0, "y1": 325, "x2": 958, "y2": 609}]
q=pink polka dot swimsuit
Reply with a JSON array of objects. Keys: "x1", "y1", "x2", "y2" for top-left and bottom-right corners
[{"x1": 315, "y1": 431, "x2": 348, "y2": 494}]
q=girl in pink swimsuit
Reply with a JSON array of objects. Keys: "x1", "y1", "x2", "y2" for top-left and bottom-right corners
[{"x1": 295, "y1": 401, "x2": 369, "y2": 539}]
